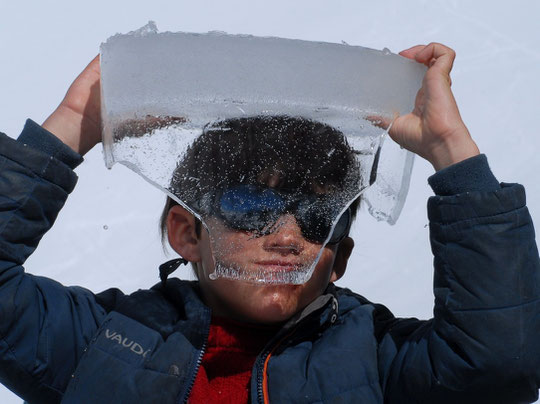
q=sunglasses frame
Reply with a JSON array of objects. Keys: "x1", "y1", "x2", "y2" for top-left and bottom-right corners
[{"x1": 210, "y1": 185, "x2": 352, "y2": 245}]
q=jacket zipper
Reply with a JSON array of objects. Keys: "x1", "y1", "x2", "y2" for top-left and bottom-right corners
[
  {"x1": 255, "y1": 296, "x2": 336, "y2": 403},
  {"x1": 182, "y1": 315, "x2": 211, "y2": 403},
  {"x1": 256, "y1": 329, "x2": 296, "y2": 404},
  {"x1": 257, "y1": 348, "x2": 272, "y2": 404}
]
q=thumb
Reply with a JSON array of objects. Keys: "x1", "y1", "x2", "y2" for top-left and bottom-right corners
[{"x1": 388, "y1": 113, "x2": 422, "y2": 154}]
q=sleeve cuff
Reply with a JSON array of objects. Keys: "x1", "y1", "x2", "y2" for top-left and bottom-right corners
[
  {"x1": 428, "y1": 154, "x2": 501, "y2": 196},
  {"x1": 17, "y1": 119, "x2": 84, "y2": 169}
]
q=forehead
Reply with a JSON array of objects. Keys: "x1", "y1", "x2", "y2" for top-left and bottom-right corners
[
  {"x1": 169, "y1": 116, "x2": 361, "y2": 210},
  {"x1": 208, "y1": 118, "x2": 354, "y2": 181}
]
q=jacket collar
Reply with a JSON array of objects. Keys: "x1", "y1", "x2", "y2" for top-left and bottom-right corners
[
  {"x1": 282, "y1": 284, "x2": 339, "y2": 331},
  {"x1": 155, "y1": 279, "x2": 339, "y2": 337}
]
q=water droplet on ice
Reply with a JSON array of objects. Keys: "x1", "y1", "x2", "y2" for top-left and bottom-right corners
[{"x1": 382, "y1": 47, "x2": 391, "y2": 56}]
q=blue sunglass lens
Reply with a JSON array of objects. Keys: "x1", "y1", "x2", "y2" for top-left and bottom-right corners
[
  {"x1": 221, "y1": 186, "x2": 285, "y2": 212},
  {"x1": 218, "y1": 185, "x2": 349, "y2": 243},
  {"x1": 219, "y1": 186, "x2": 285, "y2": 231}
]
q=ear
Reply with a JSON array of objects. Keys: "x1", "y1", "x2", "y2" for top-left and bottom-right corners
[
  {"x1": 329, "y1": 237, "x2": 354, "y2": 282},
  {"x1": 166, "y1": 205, "x2": 202, "y2": 262}
]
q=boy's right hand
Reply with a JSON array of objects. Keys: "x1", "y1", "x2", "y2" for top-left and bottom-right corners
[{"x1": 42, "y1": 55, "x2": 101, "y2": 156}]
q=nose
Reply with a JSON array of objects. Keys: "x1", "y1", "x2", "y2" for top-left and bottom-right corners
[{"x1": 262, "y1": 214, "x2": 304, "y2": 255}]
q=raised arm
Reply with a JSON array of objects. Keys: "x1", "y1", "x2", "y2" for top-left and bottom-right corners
[
  {"x1": 378, "y1": 43, "x2": 540, "y2": 402},
  {"x1": 0, "y1": 57, "x2": 107, "y2": 402}
]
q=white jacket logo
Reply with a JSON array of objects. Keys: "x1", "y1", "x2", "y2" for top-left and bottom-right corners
[{"x1": 105, "y1": 329, "x2": 151, "y2": 358}]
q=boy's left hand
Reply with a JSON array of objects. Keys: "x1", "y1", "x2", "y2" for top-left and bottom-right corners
[{"x1": 389, "y1": 43, "x2": 479, "y2": 171}]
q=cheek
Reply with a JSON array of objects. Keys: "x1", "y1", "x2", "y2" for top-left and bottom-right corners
[
  {"x1": 313, "y1": 247, "x2": 337, "y2": 279},
  {"x1": 197, "y1": 230, "x2": 215, "y2": 276},
  {"x1": 205, "y1": 221, "x2": 253, "y2": 261}
]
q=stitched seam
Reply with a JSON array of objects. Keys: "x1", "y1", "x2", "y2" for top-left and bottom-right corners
[
  {"x1": 432, "y1": 206, "x2": 527, "y2": 226},
  {"x1": 451, "y1": 297, "x2": 540, "y2": 313}
]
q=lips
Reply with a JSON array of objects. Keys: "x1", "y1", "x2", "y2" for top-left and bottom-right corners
[{"x1": 254, "y1": 260, "x2": 303, "y2": 272}]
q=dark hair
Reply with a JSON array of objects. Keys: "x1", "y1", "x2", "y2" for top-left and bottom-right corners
[{"x1": 160, "y1": 115, "x2": 362, "y2": 241}]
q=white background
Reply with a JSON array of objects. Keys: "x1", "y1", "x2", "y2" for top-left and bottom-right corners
[{"x1": 1, "y1": 1, "x2": 539, "y2": 402}]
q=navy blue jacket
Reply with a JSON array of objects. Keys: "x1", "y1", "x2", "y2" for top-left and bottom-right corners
[{"x1": 0, "y1": 120, "x2": 539, "y2": 403}]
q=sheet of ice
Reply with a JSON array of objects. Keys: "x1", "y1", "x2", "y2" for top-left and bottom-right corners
[{"x1": 100, "y1": 23, "x2": 425, "y2": 284}]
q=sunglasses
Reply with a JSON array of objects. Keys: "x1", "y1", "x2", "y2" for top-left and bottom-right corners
[{"x1": 212, "y1": 185, "x2": 352, "y2": 244}]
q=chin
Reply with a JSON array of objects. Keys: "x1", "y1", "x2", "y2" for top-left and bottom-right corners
[{"x1": 243, "y1": 285, "x2": 303, "y2": 323}]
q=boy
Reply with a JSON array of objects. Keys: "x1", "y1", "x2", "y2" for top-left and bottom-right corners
[{"x1": 0, "y1": 43, "x2": 539, "y2": 403}]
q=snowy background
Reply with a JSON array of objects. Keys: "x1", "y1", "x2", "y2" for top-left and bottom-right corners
[{"x1": 1, "y1": 0, "x2": 539, "y2": 402}]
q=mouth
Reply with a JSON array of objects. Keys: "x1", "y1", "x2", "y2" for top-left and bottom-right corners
[
  {"x1": 254, "y1": 260, "x2": 304, "y2": 272},
  {"x1": 211, "y1": 258, "x2": 309, "y2": 284}
]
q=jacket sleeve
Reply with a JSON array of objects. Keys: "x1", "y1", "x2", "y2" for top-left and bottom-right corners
[
  {"x1": 378, "y1": 157, "x2": 540, "y2": 403},
  {"x1": 0, "y1": 122, "x2": 109, "y2": 403}
]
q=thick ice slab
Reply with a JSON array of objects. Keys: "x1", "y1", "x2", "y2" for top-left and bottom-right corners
[{"x1": 100, "y1": 23, "x2": 425, "y2": 284}]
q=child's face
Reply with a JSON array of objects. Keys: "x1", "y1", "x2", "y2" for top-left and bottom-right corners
[
  {"x1": 198, "y1": 215, "x2": 352, "y2": 323},
  {"x1": 168, "y1": 204, "x2": 353, "y2": 324}
]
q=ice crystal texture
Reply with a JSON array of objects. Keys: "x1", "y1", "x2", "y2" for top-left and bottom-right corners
[{"x1": 100, "y1": 23, "x2": 425, "y2": 284}]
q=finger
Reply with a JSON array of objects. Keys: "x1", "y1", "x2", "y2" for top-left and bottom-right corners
[
  {"x1": 414, "y1": 42, "x2": 456, "y2": 76},
  {"x1": 83, "y1": 54, "x2": 101, "y2": 75},
  {"x1": 71, "y1": 55, "x2": 101, "y2": 89},
  {"x1": 365, "y1": 114, "x2": 393, "y2": 130},
  {"x1": 114, "y1": 116, "x2": 186, "y2": 139},
  {"x1": 398, "y1": 45, "x2": 426, "y2": 60}
]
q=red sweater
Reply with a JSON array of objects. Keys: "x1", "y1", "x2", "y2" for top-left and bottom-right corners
[{"x1": 188, "y1": 316, "x2": 279, "y2": 403}]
